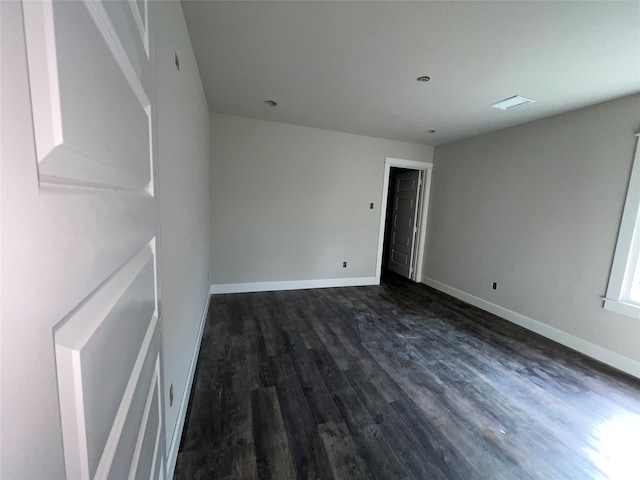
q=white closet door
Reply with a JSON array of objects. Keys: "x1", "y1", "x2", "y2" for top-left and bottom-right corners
[{"x1": 2, "y1": 1, "x2": 164, "y2": 478}]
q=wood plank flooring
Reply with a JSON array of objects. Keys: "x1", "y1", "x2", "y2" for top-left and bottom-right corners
[{"x1": 174, "y1": 274, "x2": 640, "y2": 480}]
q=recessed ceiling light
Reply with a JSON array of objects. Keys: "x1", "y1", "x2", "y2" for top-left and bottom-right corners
[
  {"x1": 417, "y1": 76, "x2": 431, "y2": 83},
  {"x1": 264, "y1": 100, "x2": 278, "y2": 107},
  {"x1": 491, "y1": 95, "x2": 535, "y2": 110},
  {"x1": 428, "y1": 129, "x2": 436, "y2": 133}
]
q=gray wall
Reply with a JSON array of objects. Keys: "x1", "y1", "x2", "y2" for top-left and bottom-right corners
[
  {"x1": 155, "y1": 1, "x2": 211, "y2": 456},
  {"x1": 210, "y1": 114, "x2": 433, "y2": 285},
  {"x1": 424, "y1": 94, "x2": 640, "y2": 364}
]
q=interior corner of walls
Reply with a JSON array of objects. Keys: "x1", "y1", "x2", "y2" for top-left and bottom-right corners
[{"x1": 420, "y1": 276, "x2": 640, "y2": 379}]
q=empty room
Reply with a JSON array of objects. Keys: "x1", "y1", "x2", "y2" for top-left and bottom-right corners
[{"x1": 1, "y1": 1, "x2": 639, "y2": 479}]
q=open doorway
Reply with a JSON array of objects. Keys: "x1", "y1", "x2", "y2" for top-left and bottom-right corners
[{"x1": 376, "y1": 158, "x2": 433, "y2": 283}]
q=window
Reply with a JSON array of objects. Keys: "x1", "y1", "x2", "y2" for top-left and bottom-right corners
[{"x1": 604, "y1": 134, "x2": 640, "y2": 318}]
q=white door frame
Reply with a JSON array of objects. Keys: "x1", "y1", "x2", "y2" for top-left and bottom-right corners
[{"x1": 376, "y1": 157, "x2": 433, "y2": 283}]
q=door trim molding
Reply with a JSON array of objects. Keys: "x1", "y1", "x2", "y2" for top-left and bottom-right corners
[{"x1": 376, "y1": 157, "x2": 433, "y2": 283}]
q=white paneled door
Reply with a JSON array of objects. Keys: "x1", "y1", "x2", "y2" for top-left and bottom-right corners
[{"x1": 2, "y1": 1, "x2": 164, "y2": 478}]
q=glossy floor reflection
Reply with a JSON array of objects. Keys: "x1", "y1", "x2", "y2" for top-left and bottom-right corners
[{"x1": 175, "y1": 274, "x2": 640, "y2": 479}]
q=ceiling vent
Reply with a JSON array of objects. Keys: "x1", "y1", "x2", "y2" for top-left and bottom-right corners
[{"x1": 491, "y1": 95, "x2": 535, "y2": 110}]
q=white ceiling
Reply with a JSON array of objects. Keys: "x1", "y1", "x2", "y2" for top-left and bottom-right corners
[{"x1": 181, "y1": 1, "x2": 640, "y2": 146}]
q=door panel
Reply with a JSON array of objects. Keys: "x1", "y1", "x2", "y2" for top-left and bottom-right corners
[
  {"x1": 392, "y1": 231, "x2": 411, "y2": 248},
  {"x1": 391, "y1": 249, "x2": 409, "y2": 265},
  {"x1": 24, "y1": 0, "x2": 152, "y2": 191},
  {"x1": 395, "y1": 196, "x2": 415, "y2": 211},
  {"x1": 102, "y1": 0, "x2": 150, "y2": 70},
  {"x1": 108, "y1": 348, "x2": 162, "y2": 480},
  {"x1": 5, "y1": 0, "x2": 164, "y2": 478},
  {"x1": 387, "y1": 170, "x2": 421, "y2": 278},
  {"x1": 54, "y1": 244, "x2": 158, "y2": 478},
  {"x1": 130, "y1": 375, "x2": 162, "y2": 480}
]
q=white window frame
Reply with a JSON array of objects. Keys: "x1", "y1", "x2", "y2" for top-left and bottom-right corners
[{"x1": 604, "y1": 133, "x2": 640, "y2": 318}]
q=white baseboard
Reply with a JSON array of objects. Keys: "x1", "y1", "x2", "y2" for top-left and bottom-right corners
[
  {"x1": 209, "y1": 276, "x2": 378, "y2": 294},
  {"x1": 421, "y1": 276, "x2": 640, "y2": 379},
  {"x1": 166, "y1": 292, "x2": 211, "y2": 479}
]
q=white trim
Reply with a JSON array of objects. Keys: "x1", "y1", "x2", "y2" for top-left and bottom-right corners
[
  {"x1": 603, "y1": 298, "x2": 640, "y2": 318},
  {"x1": 165, "y1": 292, "x2": 211, "y2": 479},
  {"x1": 376, "y1": 157, "x2": 433, "y2": 283},
  {"x1": 210, "y1": 277, "x2": 378, "y2": 295},
  {"x1": 22, "y1": 0, "x2": 63, "y2": 164},
  {"x1": 94, "y1": 315, "x2": 158, "y2": 479},
  {"x1": 128, "y1": 355, "x2": 161, "y2": 480},
  {"x1": 415, "y1": 168, "x2": 432, "y2": 283},
  {"x1": 604, "y1": 134, "x2": 640, "y2": 318},
  {"x1": 421, "y1": 276, "x2": 640, "y2": 379},
  {"x1": 54, "y1": 245, "x2": 155, "y2": 480},
  {"x1": 408, "y1": 170, "x2": 423, "y2": 277},
  {"x1": 384, "y1": 157, "x2": 434, "y2": 170},
  {"x1": 23, "y1": 0, "x2": 153, "y2": 192},
  {"x1": 83, "y1": 0, "x2": 150, "y2": 108},
  {"x1": 148, "y1": 384, "x2": 163, "y2": 480}
]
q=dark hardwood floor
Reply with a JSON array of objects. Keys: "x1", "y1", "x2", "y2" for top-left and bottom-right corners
[{"x1": 174, "y1": 273, "x2": 640, "y2": 480}]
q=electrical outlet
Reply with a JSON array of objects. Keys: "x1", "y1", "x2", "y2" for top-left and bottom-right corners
[
  {"x1": 492, "y1": 282, "x2": 497, "y2": 290},
  {"x1": 343, "y1": 261, "x2": 347, "y2": 268},
  {"x1": 369, "y1": 202, "x2": 374, "y2": 209},
  {"x1": 169, "y1": 383, "x2": 174, "y2": 406}
]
